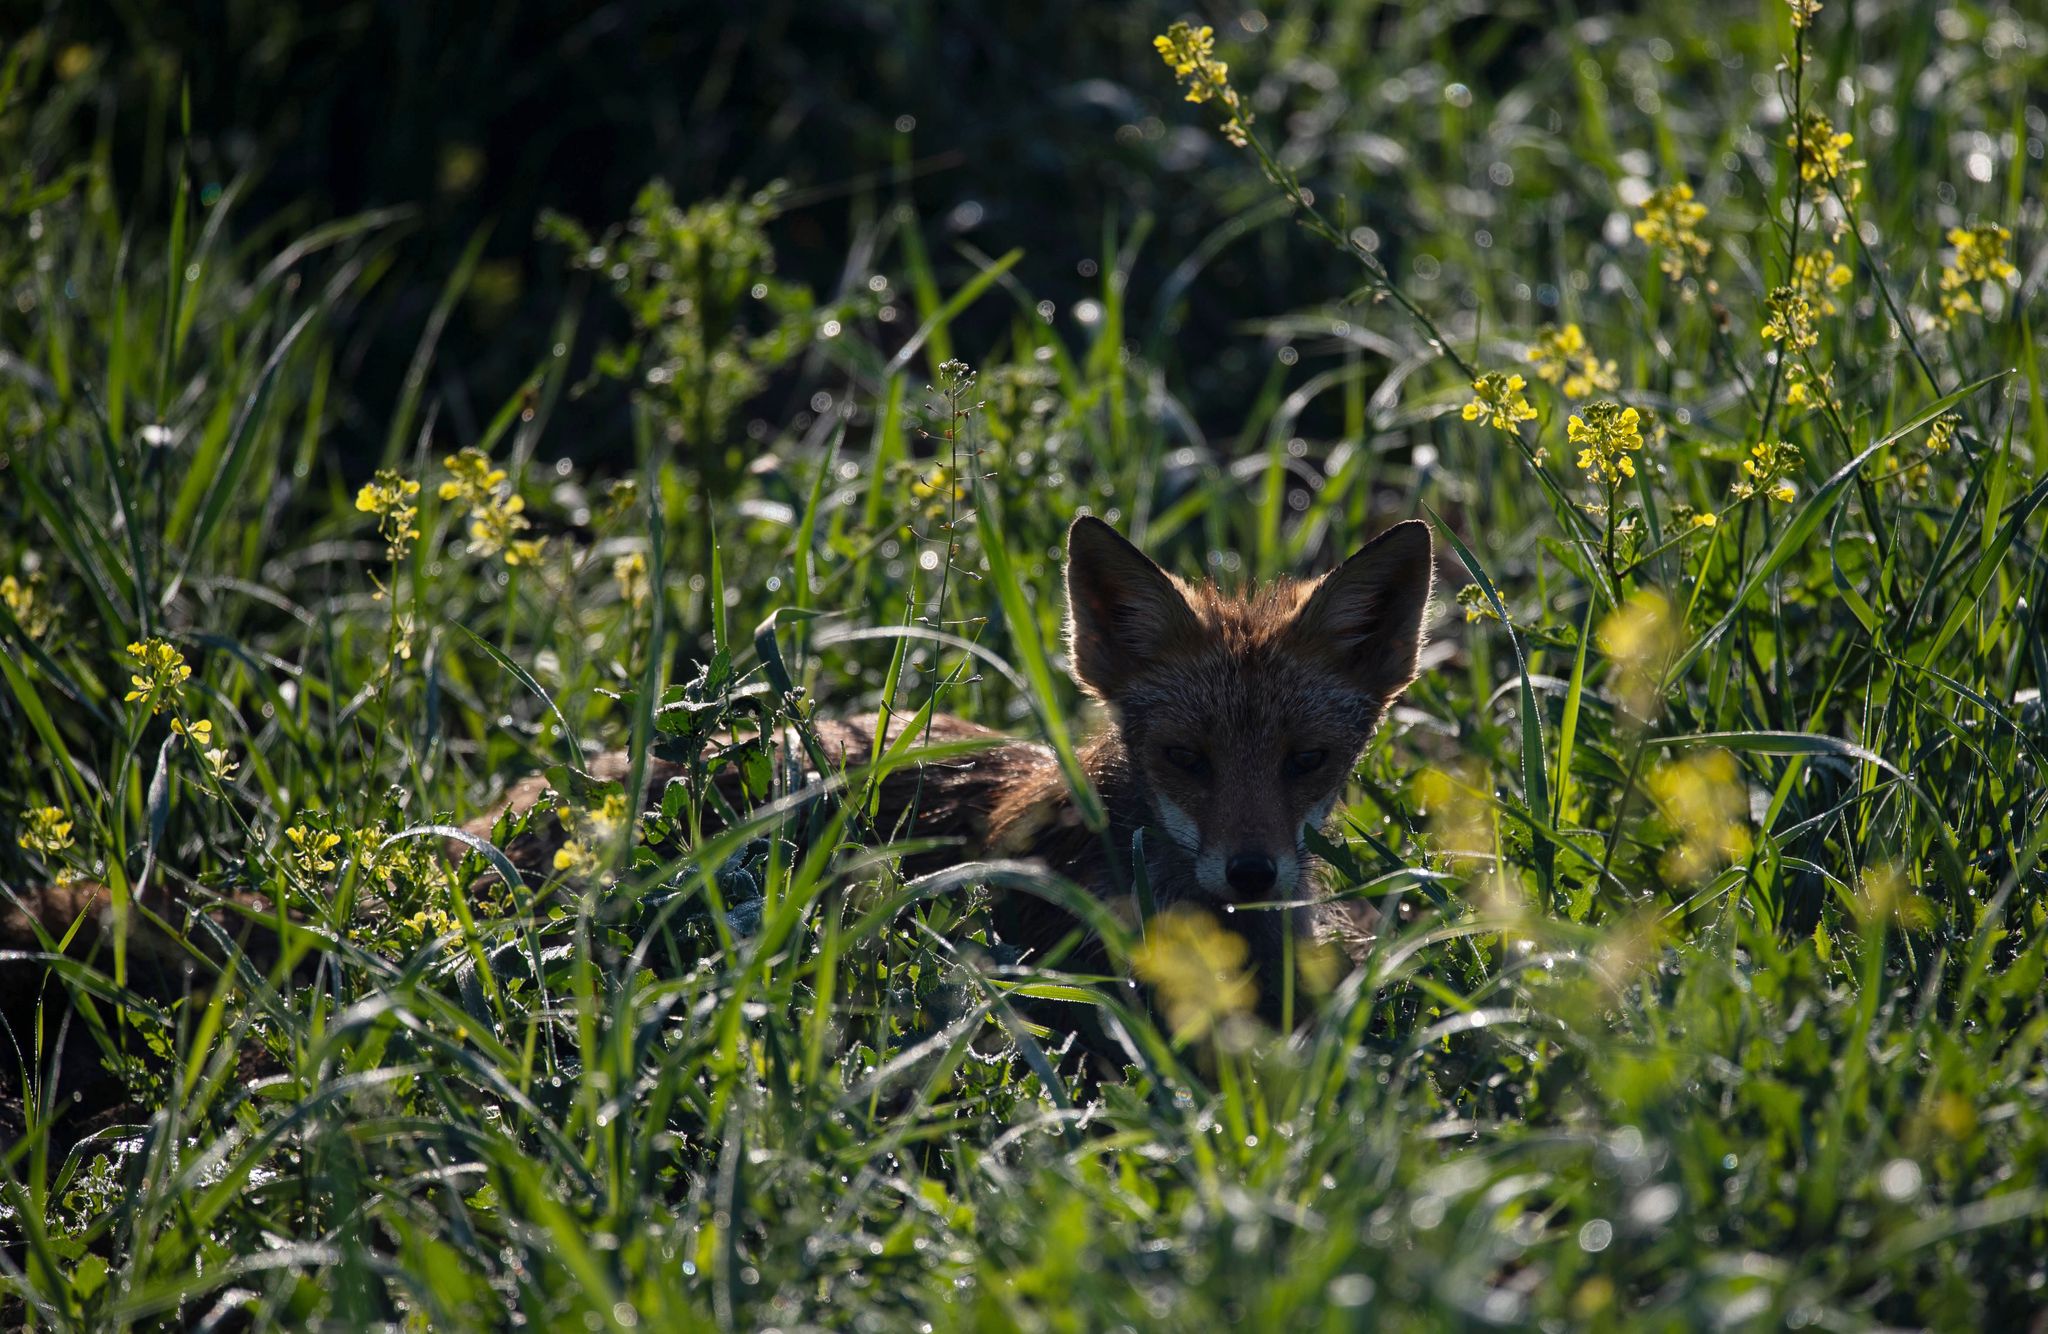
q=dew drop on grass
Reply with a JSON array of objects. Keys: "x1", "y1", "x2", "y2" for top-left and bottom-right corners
[{"x1": 1879, "y1": 1158, "x2": 1923, "y2": 1201}]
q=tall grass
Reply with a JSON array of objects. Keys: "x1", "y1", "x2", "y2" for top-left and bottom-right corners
[{"x1": 3, "y1": 3, "x2": 2046, "y2": 1327}]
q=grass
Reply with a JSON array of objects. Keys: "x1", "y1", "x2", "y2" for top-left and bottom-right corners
[{"x1": 3, "y1": 3, "x2": 2047, "y2": 1327}]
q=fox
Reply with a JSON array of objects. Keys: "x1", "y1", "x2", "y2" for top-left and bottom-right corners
[
  {"x1": 1, "y1": 516, "x2": 1431, "y2": 1136},
  {"x1": 879, "y1": 514, "x2": 1435, "y2": 1006}
]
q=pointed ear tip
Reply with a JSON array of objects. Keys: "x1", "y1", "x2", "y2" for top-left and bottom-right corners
[
  {"x1": 1389, "y1": 518, "x2": 1434, "y2": 550},
  {"x1": 1066, "y1": 513, "x2": 1113, "y2": 547},
  {"x1": 1344, "y1": 519, "x2": 1433, "y2": 571}
]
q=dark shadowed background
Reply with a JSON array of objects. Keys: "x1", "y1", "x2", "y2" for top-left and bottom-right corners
[{"x1": 33, "y1": 0, "x2": 1567, "y2": 466}]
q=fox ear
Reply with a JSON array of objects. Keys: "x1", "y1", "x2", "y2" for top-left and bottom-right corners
[
  {"x1": 1290, "y1": 519, "x2": 1435, "y2": 703},
  {"x1": 1064, "y1": 516, "x2": 1201, "y2": 699}
]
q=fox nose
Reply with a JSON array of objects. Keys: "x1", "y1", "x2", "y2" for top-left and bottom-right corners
[{"x1": 1225, "y1": 852, "x2": 1278, "y2": 896}]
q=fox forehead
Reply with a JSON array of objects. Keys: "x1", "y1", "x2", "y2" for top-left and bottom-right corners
[{"x1": 1111, "y1": 636, "x2": 1382, "y2": 745}]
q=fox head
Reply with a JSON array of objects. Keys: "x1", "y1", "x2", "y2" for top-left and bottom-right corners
[{"x1": 1064, "y1": 516, "x2": 1433, "y2": 905}]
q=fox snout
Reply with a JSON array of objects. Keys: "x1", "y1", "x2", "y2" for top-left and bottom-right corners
[
  {"x1": 1199, "y1": 846, "x2": 1293, "y2": 902},
  {"x1": 1225, "y1": 852, "x2": 1278, "y2": 895}
]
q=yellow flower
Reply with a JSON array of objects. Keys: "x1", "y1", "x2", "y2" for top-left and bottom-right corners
[
  {"x1": 396, "y1": 905, "x2": 460, "y2": 949},
  {"x1": 1413, "y1": 763, "x2": 1494, "y2": 867},
  {"x1": 1461, "y1": 372, "x2": 1538, "y2": 433},
  {"x1": 18, "y1": 805, "x2": 75, "y2": 856},
  {"x1": 284, "y1": 824, "x2": 343, "y2": 879},
  {"x1": 1647, "y1": 751, "x2": 1753, "y2": 881},
  {"x1": 1788, "y1": 111, "x2": 1862, "y2": 198},
  {"x1": 437, "y1": 448, "x2": 508, "y2": 504},
  {"x1": 1598, "y1": 589, "x2": 1678, "y2": 719},
  {"x1": 1527, "y1": 323, "x2": 1619, "y2": 399},
  {"x1": 612, "y1": 551, "x2": 650, "y2": 610},
  {"x1": 504, "y1": 535, "x2": 548, "y2": 567},
  {"x1": 123, "y1": 637, "x2": 193, "y2": 715},
  {"x1": 170, "y1": 717, "x2": 213, "y2": 747},
  {"x1": 1856, "y1": 864, "x2": 1932, "y2": 930},
  {"x1": 440, "y1": 448, "x2": 545, "y2": 567},
  {"x1": 1926, "y1": 413, "x2": 1960, "y2": 454},
  {"x1": 1792, "y1": 249, "x2": 1853, "y2": 316},
  {"x1": 1131, "y1": 907, "x2": 1256, "y2": 1040},
  {"x1": 1567, "y1": 401, "x2": 1644, "y2": 485},
  {"x1": 552, "y1": 791, "x2": 633, "y2": 880},
  {"x1": 1, "y1": 570, "x2": 53, "y2": 639},
  {"x1": 1153, "y1": 21, "x2": 1253, "y2": 148},
  {"x1": 1782, "y1": 361, "x2": 1836, "y2": 413},
  {"x1": 1633, "y1": 182, "x2": 1712, "y2": 284},
  {"x1": 1454, "y1": 583, "x2": 1501, "y2": 624},
  {"x1": 1760, "y1": 286, "x2": 1820, "y2": 352},
  {"x1": 1732, "y1": 440, "x2": 1802, "y2": 503},
  {"x1": 355, "y1": 469, "x2": 422, "y2": 563},
  {"x1": 201, "y1": 747, "x2": 240, "y2": 783},
  {"x1": 1787, "y1": 0, "x2": 1822, "y2": 27},
  {"x1": 1935, "y1": 223, "x2": 2017, "y2": 329}
]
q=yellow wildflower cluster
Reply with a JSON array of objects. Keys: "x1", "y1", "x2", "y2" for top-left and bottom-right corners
[
  {"x1": 1153, "y1": 22, "x2": 1253, "y2": 148},
  {"x1": 1131, "y1": 906, "x2": 1256, "y2": 1040},
  {"x1": 1598, "y1": 589, "x2": 1678, "y2": 720},
  {"x1": 1461, "y1": 372, "x2": 1538, "y2": 433},
  {"x1": 1935, "y1": 223, "x2": 2017, "y2": 328},
  {"x1": 1527, "y1": 323, "x2": 1619, "y2": 399},
  {"x1": 1568, "y1": 401, "x2": 1644, "y2": 485},
  {"x1": 355, "y1": 469, "x2": 423, "y2": 564},
  {"x1": 1792, "y1": 249, "x2": 1853, "y2": 316},
  {"x1": 1788, "y1": 111, "x2": 1862, "y2": 201},
  {"x1": 123, "y1": 637, "x2": 192, "y2": 715},
  {"x1": 395, "y1": 904, "x2": 460, "y2": 950},
  {"x1": 1455, "y1": 583, "x2": 1501, "y2": 624},
  {"x1": 1782, "y1": 362, "x2": 1836, "y2": 413},
  {"x1": 171, "y1": 718, "x2": 238, "y2": 785},
  {"x1": 1901, "y1": 414, "x2": 1963, "y2": 494},
  {"x1": 613, "y1": 551, "x2": 651, "y2": 610},
  {"x1": 1634, "y1": 182, "x2": 1712, "y2": 284},
  {"x1": 1, "y1": 570, "x2": 52, "y2": 639},
  {"x1": 1413, "y1": 763, "x2": 1494, "y2": 866},
  {"x1": 1927, "y1": 413, "x2": 1960, "y2": 454},
  {"x1": 1647, "y1": 750, "x2": 1753, "y2": 882},
  {"x1": 284, "y1": 824, "x2": 344, "y2": 880},
  {"x1": 18, "y1": 805, "x2": 75, "y2": 856},
  {"x1": 1760, "y1": 286, "x2": 1820, "y2": 352},
  {"x1": 1732, "y1": 440, "x2": 1801, "y2": 503},
  {"x1": 1856, "y1": 862, "x2": 1933, "y2": 932},
  {"x1": 1787, "y1": 0, "x2": 1822, "y2": 28},
  {"x1": 553, "y1": 791, "x2": 632, "y2": 880},
  {"x1": 440, "y1": 448, "x2": 546, "y2": 566}
]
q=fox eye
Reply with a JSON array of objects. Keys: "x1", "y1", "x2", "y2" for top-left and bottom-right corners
[
  {"x1": 1164, "y1": 746, "x2": 1207, "y2": 775},
  {"x1": 1286, "y1": 749, "x2": 1328, "y2": 777}
]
